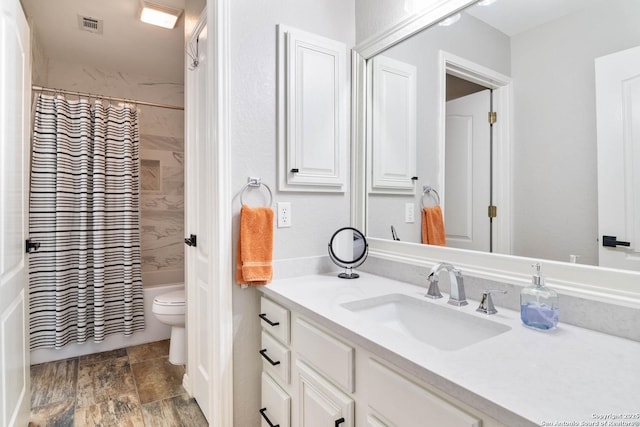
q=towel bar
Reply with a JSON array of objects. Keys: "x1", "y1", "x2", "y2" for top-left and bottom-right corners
[
  {"x1": 421, "y1": 185, "x2": 440, "y2": 207},
  {"x1": 240, "y1": 177, "x2": 273, "y2": 207}
]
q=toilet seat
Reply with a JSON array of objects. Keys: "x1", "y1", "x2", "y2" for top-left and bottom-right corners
[{"x1": 153, "y1": 290, "x2": 185, "y2": 315}]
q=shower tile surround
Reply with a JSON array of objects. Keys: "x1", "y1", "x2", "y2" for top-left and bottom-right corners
[
  {"x1": 359, "y1": 256, "x2": 640, "y2": 342},
  {"x1": 31, "y1": 59, "x2": 185, "y2": 287},
  {"x1": 28, "y1": 340, "x2": 206, "y2": 426},
  {"x1": 140, "y1": 134, "x2": 185, "y2": 284}
]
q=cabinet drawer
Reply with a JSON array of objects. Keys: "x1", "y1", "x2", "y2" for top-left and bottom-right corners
[
  {"x1": 293, "y1": 317, "x2": 354, "y2": 392},
  {"x1": 367, "y1": 359, "x2": 481, "y2": 427},
  {"x1": 260, "y1": 297, "x2": 290, "y2": 345},
  {"x1": 261, "y1": 371, "x2": 291, "y2": 427},
  {"x1": 261, "y1": 331, "x2": 290, "y2": 384}
]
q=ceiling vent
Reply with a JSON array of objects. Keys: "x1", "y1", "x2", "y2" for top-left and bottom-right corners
[{"x1": 78, "y1": 15, "x2": 104, "y2": 34}]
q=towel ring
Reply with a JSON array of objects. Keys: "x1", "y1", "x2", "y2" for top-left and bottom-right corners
[
  {"x1": 240, "y1": 177, "x2": 273, "y2": 207},
  {"x1": 421, "y1": 185, "x2": 440, "y2": 208}
]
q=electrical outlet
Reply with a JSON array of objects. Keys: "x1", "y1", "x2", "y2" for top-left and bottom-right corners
[
  {"x1": 277, "y1": 202, "x2": 292, "y2": 228},
  {"x1": 405, "y1": 202, "x2": 415, "y2": 223}
]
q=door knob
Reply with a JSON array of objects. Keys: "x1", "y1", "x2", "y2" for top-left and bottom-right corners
[
  {"x1": 184, "y1": 234, "x2": 197, "y2": 247},
  {"x1": 602, "y1": 235, "x2": 630, "y2": 248}
]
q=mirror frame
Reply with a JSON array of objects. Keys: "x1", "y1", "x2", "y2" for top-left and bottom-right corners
[{"x1": 351, "y1": 0, "x2": 640, "y2": 307}]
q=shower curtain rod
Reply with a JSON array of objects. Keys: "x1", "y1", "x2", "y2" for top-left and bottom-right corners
[{"x1": 32, "y1": 85, "x2": 184, "y2": 111}]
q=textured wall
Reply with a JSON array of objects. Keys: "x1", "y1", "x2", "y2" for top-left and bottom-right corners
[
  {"x1": 229, "y1": 0, "x2": 355, "y2": 425},
  {"x1": 32, "y1": 58, "x2": 185, "y2": 287}
]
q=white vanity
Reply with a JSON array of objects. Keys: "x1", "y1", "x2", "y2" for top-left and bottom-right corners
[{"x1": 258, "y1": 272, "x2": 640, "y2": 427}]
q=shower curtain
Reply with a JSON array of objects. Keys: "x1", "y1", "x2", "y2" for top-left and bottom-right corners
[{"x1": 29, "y1": 94, "x2": 145, "y2": 350}]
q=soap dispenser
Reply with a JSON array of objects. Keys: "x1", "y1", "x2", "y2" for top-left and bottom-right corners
[{"x1": 520, "y1": 263, "x2": 559, "y2": 330}]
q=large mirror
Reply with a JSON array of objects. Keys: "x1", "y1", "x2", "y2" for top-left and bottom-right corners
[{"x1": 364, "y1": 0, "x2": 640, "y2": 272}]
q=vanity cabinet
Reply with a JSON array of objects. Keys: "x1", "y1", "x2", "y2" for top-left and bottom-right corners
[{"x1": 259, "y1": 295, "x2": 502, "y2": 427}]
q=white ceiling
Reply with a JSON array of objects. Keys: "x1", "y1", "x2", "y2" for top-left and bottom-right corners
[
  {"x1": 21, "y1": 0, "x2": 185, "y2": 82},
  {"x1": 465, "y1": 0, "x2": 607, "y2": 37}
]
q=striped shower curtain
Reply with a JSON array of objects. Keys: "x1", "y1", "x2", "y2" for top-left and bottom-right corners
[{"x1": 29, "y1": 94, "x2": 145, "y2": 350}]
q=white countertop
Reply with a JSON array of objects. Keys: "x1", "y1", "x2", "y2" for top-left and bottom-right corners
[{"x1": 260, "y1": 272, "x2": 640, "y2": 427}]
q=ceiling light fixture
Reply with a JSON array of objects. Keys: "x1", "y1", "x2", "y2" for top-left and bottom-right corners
[{"x1": 139, "y1": 1, "x2": 183, "y2": 29}]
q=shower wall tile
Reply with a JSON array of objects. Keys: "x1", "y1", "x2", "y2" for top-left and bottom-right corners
[
  {"x1": 141, "y1": 134, "x2": 184, "y2": 152},
  {"x1": 141, "y1": 159, "x2": 162, "y2": 192}
]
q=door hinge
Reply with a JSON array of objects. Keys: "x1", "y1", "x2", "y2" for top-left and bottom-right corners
[
  {"x1": 488, "y1": 111, "x2": 497, "y2": 124},
  {"x1": 488, "y1": 205, "x2": 497, "y2": 218}
]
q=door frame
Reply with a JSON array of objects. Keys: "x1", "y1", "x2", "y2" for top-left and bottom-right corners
[
  {"x1": 184, "y1": 0, "x2": 233, "y2": 426},
  {"x1": 438, "y1": 51, "x2": 512, "y2": 255}
]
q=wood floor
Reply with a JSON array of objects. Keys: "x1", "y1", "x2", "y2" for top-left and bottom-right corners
[{"x1": 29, "y1": 340, "x2": 207, "y2": 426}]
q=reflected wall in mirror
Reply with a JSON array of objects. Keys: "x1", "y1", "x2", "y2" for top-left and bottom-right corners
[{"x1": 366, "y1": 0, "x2": 640, "y2": 270}]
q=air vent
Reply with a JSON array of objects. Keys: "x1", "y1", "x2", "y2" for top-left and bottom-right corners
[{"x1": 77, "y1": 15, "x2": 103, "y2": 34}]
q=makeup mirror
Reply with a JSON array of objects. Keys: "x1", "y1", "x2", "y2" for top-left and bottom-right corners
[{"x1": 328, "y1": 227, "x2": 369, "y2": 279}]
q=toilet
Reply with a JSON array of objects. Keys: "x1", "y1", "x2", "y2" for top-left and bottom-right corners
[{"x1": 152, "y1": 289, "x2": 186, "y2": 365}]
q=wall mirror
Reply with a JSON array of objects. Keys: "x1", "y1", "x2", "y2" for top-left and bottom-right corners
[{"x1": 353, "y1": 0, "x2": 640, "y2": 300}]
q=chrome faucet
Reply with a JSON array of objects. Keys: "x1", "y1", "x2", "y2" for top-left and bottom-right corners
[{"x1": 425, "y1": 262, "x2": 468, "y2": 307}]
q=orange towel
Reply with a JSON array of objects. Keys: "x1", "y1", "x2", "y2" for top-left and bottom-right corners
[
  {"x1": 236, "y1": 205, "x2": 274, "y2": 285},
  {"x1": 422, "y1": 206, "x2": 446, "y2": 246}
]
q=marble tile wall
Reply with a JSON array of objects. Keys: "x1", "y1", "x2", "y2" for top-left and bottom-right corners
[{"x1": 140, "y1": 135, "x2": 185, "y2": 287}]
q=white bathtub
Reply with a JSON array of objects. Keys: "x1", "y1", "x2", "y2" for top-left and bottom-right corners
[{"x1": 30, "y1": 283, "x2": 184, "y2": 365}]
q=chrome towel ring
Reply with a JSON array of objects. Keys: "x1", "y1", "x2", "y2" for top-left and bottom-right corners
[
  {"x1": 240, "y1": 177, "x2": 273, "y2": 207},
  {"x1": 421, "y1": 185, "x2": 440, "y2": 208}
]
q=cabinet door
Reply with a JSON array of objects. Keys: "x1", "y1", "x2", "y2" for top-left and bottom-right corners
[
  {"x1": 261, "y1": 372, "x2": 291, "y2": 427},
  {"x1": 297, "y1": 361, "x2": 353, "y2": 427},
  {"x1": 277, "y1": 25, "x2": 348, "y2": 192},
  {"x1": 370, "y1": 55, "x2": 417, "y2": 194}
]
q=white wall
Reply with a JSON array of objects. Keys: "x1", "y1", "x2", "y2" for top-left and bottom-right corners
[
  {"x1": 229, "y1": 1, "x2": 355, "y2": 425},
  {"x1": 511, "y1": 0, "x2": 640, "y2": 265},
  {"x1": 367, "y1": 13, "x2": 510, "y2": 243}
]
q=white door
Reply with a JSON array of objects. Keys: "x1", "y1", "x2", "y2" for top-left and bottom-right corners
[
  {"x1": 444, "y1": 89, "x2": 491, "y2": 252},
  {"x1": 596, "y1": 45, "x2": 640, "y2": 271},
  {"x1": 185, "y1": 13, "x2": 212, "y2": 422},
  {"x1": 0, "y1": 0, "x2": 31, "y2": 426}
]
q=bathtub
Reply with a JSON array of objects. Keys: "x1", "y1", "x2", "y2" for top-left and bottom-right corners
[{"x1": 30, "y1": 283, "x2": 184, "y2": 365}]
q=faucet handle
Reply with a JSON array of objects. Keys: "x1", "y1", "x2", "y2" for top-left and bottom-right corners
[
  {"x1": 425, "y1": 278, "x2": 443, "y2": 299},
  {"x1": 476, "y1": 289, "x2": 507, "y2": 315}
]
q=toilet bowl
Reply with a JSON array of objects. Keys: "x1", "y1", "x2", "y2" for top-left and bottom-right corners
[{"x1": 152, "y1": 289, "x2": 186, "y2": 365}]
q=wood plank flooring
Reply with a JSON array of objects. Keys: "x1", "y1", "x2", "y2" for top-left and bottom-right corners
[{"x1": 29, "y1": 340, "x2": 207, "y2": 427}]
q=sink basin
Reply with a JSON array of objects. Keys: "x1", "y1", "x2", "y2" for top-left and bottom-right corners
[{"x1": 341, "y1": 293, "x2": 511, "y2": 351}]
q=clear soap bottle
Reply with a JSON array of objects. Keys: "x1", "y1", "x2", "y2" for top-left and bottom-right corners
[{"x1": 520, "y1": 263, "x2": 559, "y2": 330}]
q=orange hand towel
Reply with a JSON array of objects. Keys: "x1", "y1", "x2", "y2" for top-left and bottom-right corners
[
  {"x1": 236, "y1": 205, "x2": 274, "y2": 285},
  {"x1": 422, "y1": 206, "x2": 446, "y2": 246}
]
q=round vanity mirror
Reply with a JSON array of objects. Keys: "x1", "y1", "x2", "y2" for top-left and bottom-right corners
[{"x1": 328, "y1": 227, "x2": 368, "y2": 279}]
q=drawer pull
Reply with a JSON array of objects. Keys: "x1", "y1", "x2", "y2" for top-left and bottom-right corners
[
  {"x1": 259, "y1": 313, "x2": 280, "y2": 326},
  {"x1": 259, "y1": 408, "x2": 280, "y2": 427},
  {"x1": 335, "y1": 417, "x2": 345, "y2": 426},
  {"x1": 259, "y1": 349, "x2": 281, "y2": 366}
]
